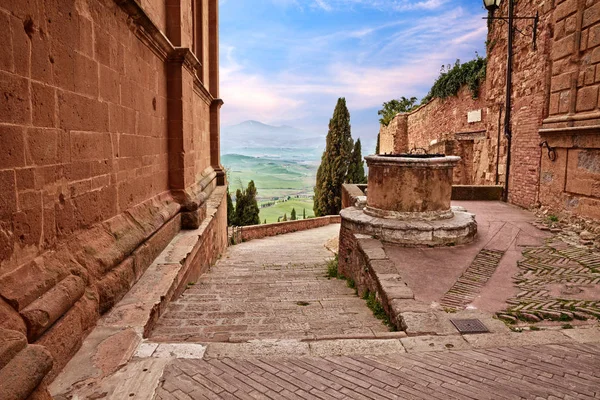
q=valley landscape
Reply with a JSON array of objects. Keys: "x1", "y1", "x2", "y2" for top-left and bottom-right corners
[{"x1": 221, "y1": 121, "x2": 323, "y2": 223}]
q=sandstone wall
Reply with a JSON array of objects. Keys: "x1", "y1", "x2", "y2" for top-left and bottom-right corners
[{"x1": 0, "y1": 0, "x2": 226, "y2": 393}]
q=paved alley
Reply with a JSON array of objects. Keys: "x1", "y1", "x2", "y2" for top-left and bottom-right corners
[{"x1": 151, "y1": 225, "x2": 392, "y2": 342}]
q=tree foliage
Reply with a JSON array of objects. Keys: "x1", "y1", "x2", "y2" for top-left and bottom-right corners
[
  {"x1": 377, "y1": 96, "x2": 418, "y2": 126},
  {"x1": 346, "y1": 139, "x2": 367, "y2": 184},
  {"x1": 421, "y1": 56, "x2": 486, "y2": 103},
  {"x1": 375, "y1": 132, "x2": 380, "y2": 155},
  {"x1": 226, "y1": 187, "x2": 235, "y2": 226},
  {"x1": 233, "y1": 180, "x2": 260, "y2": 226},
  {"x1": 290, "y1": 208, "x2": 297, "y2": 221},
  {"x1": 314, "y1": 98, "x2": 354, "y2": 217}
]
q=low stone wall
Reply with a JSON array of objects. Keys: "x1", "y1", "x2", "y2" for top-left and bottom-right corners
[
  {"x1": 338, "y1": 223, "x2": 415, "y2": 331},
  {"x1": 341, "y1": 184, "x2": 366, "y2": 209},
  {"x1": 239, "y1": 216, "x2": 341, "y2": 243}
]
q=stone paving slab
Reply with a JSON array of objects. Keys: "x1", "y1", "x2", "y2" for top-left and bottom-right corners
[
  {"x1": 151, "y1": 225, "x2": 393, "y2": 343},
  {"x1": 155, "y1": 342, "x2": 600, "y2": 400}
]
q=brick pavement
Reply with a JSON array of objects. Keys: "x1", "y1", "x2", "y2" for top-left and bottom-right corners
[
  {"x1": 155, "y1": 342, "x2": 600, "y2": 399},
  {"x1": 151, "y1": 225, "x2": 392, "y2": 342}
]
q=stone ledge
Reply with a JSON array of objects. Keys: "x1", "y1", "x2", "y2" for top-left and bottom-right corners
[{"x1": 49, "y1": 187, "x2": 227, "y2": 399}]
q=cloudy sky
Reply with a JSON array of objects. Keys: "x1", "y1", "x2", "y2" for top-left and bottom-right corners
[{"x1": 219, "y1": 0, "x2": 487, "y2": 148}]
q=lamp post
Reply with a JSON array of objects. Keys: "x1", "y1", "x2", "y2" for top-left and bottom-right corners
[{"x1": 483, "y1": 0, "x2": 538, "y2": 202}]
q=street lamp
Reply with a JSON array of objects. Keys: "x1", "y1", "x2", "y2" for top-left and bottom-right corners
[
  {"x1": 483, "y1": 0, "x2": 501, "y2": 13},
  {"x1": 483, "y1": 0, "x2": 538, "y2": 202}
]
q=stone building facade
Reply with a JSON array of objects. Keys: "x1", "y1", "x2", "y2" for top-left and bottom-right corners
[
  {"x1": 379, "y1": 0, "x2": 600, "y2": 220},
  {"x1": 0, "y1": 0, "x2": 227, "y2": 396}
]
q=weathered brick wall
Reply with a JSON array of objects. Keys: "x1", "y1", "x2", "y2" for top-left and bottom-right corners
[
  {"x1": 538, "y1": 0, "x2": 600, "y2": 219},
  {"x1": 0, "y1": 0, "x2": 226, "y2": 392},
  {"x1": 378, "y1": 85, "x2": 490, "y2": 185},
  {"x1": 239, "y1": 216, "x2": 342, "y2": 242},
  {"x1": 485, "y1": 0, "x2": 554, "y2": 208}
]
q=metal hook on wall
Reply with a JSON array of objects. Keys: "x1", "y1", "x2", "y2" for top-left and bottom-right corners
[{"x1": 539, "y1": 141, "x2": 557, "y2": 162}]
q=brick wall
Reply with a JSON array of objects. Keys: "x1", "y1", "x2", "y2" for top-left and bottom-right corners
[
  {"x1": 239, "y1": 216, "x2": 342, "y2": 242},
  {"x1": 538, "y1": 0, "x2": 600, "y2": 219},
  {"x1": 378, "y1": 85, "x2": 490, "y2": 185},
  {"x1": 0, "y1": 0, "x2": 226, "y2": 392},
  {"x1": 377, "y1": 0, "x2": 600, "y2": 220}
]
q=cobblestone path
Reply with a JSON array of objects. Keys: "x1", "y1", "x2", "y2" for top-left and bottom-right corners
[
  {"x1": 151, "y1": 225, "x2": 392, "y2": 342},
  {"x1": 155, "y1": 342, "x2": 600, "y2": 400},
  {"x1": 499, "y1": 238, "x2": 600, "y2": 324}
]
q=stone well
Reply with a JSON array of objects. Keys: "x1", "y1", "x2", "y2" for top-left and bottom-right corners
[{"x1": 340, "y1": 153, "x2": 477, "y2": 247}]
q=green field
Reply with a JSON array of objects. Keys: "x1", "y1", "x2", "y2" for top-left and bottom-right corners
[
  {"x1": 223, "y1": 153, "x2": 317, "y2": 201},
  {"x1": 258, "y1": 198, "x2": 315, "y2": 224}
]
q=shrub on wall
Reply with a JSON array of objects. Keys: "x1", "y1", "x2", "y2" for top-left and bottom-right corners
[{"x1": 421, "y1": 56, "x2": 487, "y2": 103}]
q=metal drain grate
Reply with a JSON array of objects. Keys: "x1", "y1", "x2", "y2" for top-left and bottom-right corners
[{"x1": 450, "y1": 319, "x2": 489, "y2": 334}]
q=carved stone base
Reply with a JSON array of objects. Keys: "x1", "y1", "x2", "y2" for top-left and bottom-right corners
[{"x1": 340, "y1": 206, "x2": 477, "y2": 247}]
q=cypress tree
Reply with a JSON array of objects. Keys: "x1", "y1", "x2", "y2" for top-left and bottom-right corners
[
  {"x1": 314, "y1": 98, "x2": 353, "y2": 216},
  {"x1": 375, "y1": 132, "x2": 380, "y2": 155},
  {"x1": 282, "y1": 213, "x2": 288, "y2": 222},
  {"x1": 303, "y1": 208, "x2": 306, "y2": 219},
  {"x1": 234, "y1": 181, "x2": 260, "y2": 226},
  {"x1": 346, "y1": 138, "x2": 367, "y2": 184},
  {"x1": 227, "y1": 187, "x2": 235, "y2": 226},
  {"x1": 291, "y1": 208, "x2": 297, "y2": 220}
]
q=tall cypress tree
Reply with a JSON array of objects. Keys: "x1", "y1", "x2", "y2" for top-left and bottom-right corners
[
  {"x1": 226, "y1": 187, "x2": 235, "y2": 226},
  {"x1": 290, "y1": 208, "x2": 297, "y2": 220},
  {"x1": 314, "y1": 98, "x2": 354, "y2": 216},
  {"x1": 375, "y1": 132, "x2": 380, "y2": 155},
  {"x1": 346, "y1": 138, "x2": 367, "y2": 184},
  {"x1": 234, "y1": 181, "x2": 260, "y2": 226}
]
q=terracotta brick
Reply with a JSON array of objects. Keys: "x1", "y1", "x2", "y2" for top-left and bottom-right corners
[
  {"x1": 555, "y1": 0, "x2": 578, "y2": 22},
  {"x1": 0, "y1": 71, "x2": 31, "y2": 124},
  {"x1": 58, "y1": 90, "x2": 109, "y2": 131},
  {"x1": 588, "y1": 24, "x2": 600, "y2": 49},
  {"x1": 0, "y1": 171, "x2": 17, "y2": 218},
  {"x1": 576, "y1": 85, "x2": 598, "y2": 111},
  {"x1": 10, "y1": 15, "x2": 31, "y2": 77},
  {"x1": 73, "y1": 53, "x2": 99, "y2": 97},
  {"x1": 32, "y1": 82, "x2": 56, "y2": 128},
  {"x1": 583, "y1": 1, "x2": 600, "y2": 28},
  {"x1": 16, "y1": 168, "x2": 36, "y2": 191},
  {"x1": 30, "y1": 28, "x2": 53, "y2": 84},
  {"x1": 0, "y1": 12, "x2": 14, "y2": 73},
  {"x1": 0, "y1": 125, "x2": 26, "y2": 169},
  {"x1": 70, "y1": 131, "x2": 112, "y2": 161},
  {"x1": 552, "y1": 34, "x2": 576, "y2": 60},
  {"x1": 99, "y1": 64, "x2": 120, "y2": 103},
  {"x1": 26, "y1": 128, "x2": 69, "y2": 166}
]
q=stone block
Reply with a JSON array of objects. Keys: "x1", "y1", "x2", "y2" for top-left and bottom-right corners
[
  {"x1": 31, "y1": 82, "x2": 56, "y2": 128},
  {"x1": 0, "y1": 344, "x2": 53, "y2": 400},
  {"x1": 576, "y1": 85, "x2": 598, "y2": 111},
  {"x1": 0, "y1": 299, "x2": 26, "y2": 335},
  {"x1": 20, "y1": 275, "x2": 86, "y2": 341},
  {"x1": 58, "y1": 90, "x2": 109, "y2": 132},
  {"x1": 308, "y1": 339, "x2": 405, "y2": 357},
  {"x1": 583, "y1": 1, "x2": 600, "y2": 28},
  {"x1": 36, "y1": 291, "x2": 99, "y2": 381},
  {"x1": 0, "y1": 71, "x2": 31, "y2": 124},
  {"x1": 399, "y1": 312, "x2": 458, "y2": 336},
  {"x1": 0, "y1": 328, "x2": 27, "y2": 371},
  {"x1": 95, "y1": 258, "x2": 136, "y2": 314},
  {"x1": 0, "y1": 125, "x2": 26, "y2": 170}
]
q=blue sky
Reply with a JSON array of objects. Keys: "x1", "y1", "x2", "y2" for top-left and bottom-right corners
[{"x1": 219, "y1": 0, "x2": 488, "y2": 149}]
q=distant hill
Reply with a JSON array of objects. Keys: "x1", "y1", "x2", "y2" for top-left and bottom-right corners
[{"x1": 221, "y1": 120, "x2": 324, "y2": 153}]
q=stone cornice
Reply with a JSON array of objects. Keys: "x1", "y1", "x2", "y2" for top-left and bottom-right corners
[
  {"x1": 114, "y1": 0, "x2": 218, "y2": 106},
  {"x1": 542, "y1": 111, "x2": 600, "y2": 130},
  {"x1": 114, "y1": 0, "x2": 173, "y2": 61}
]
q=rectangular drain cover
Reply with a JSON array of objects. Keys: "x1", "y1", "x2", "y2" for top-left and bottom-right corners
[{"x1": 450, "y1": 319, "x2": 489, "y2": 334}]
